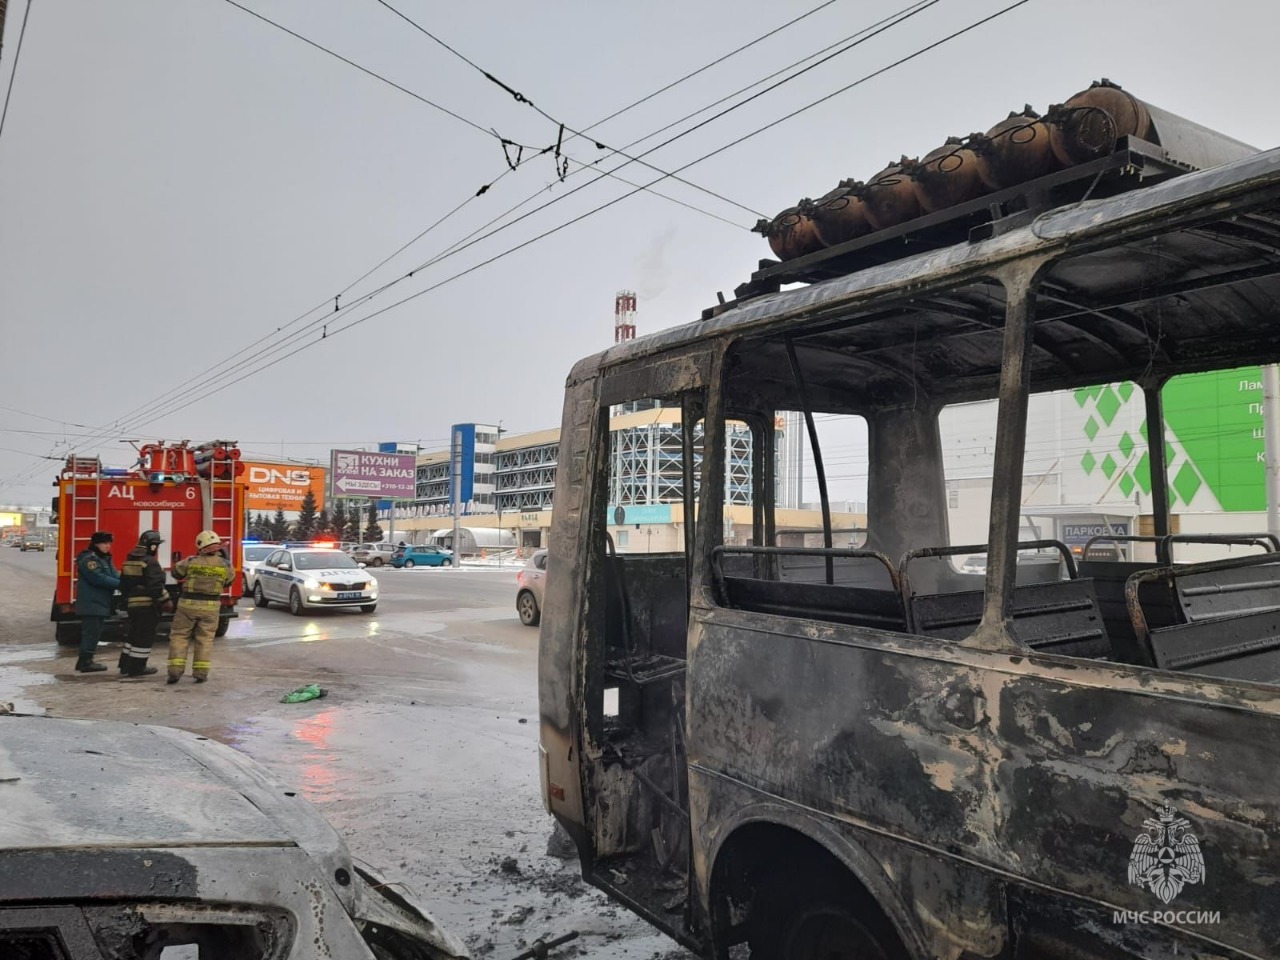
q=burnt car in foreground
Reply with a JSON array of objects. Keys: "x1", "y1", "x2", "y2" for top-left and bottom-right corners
[{"x1": 0, "y1": 714, "x2": 468, "y2": 960}]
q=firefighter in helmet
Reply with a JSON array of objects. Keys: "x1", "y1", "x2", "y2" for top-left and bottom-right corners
[
  {"x1": 117, "y1": 530, "x2": 167, "y2": 676},
  {"x1": 74, "y1": 531, "x2": 120, "y2": 673},
  {"x1": 168, "y1": 530, "x2": 234, "y2": 684}
]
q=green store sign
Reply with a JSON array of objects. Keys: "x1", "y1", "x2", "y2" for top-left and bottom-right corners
[{"x1": 1074, "y1": 367, "x2": 1266, "y2": 512}]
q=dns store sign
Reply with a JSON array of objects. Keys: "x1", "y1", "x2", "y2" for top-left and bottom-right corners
[{"x1": 242, "y1": 461, "x2": 327, "y2": 512}]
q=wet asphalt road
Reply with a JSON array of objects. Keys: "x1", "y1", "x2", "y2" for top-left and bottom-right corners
[{"x1": 0, "y1": 547, "x2": 690, "y2": 959}]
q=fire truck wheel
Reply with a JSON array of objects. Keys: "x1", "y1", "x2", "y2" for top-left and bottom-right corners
[
  {"x1": 253, "y1": 583, "x2": 269, "y2": 608},
  {"x1": 215, "y1": 618, "x2": 230, "y2": 638},
  {"x1": 55, "y1": 621, "x2": 82, "y2": 647},
  {"x1": 289, "y1": 587, "x2": 306, "y2": 617}
]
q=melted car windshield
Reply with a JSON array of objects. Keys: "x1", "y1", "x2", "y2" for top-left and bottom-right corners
[{"x1": 294, "y1": 550, "x2": 358, "y2": 570}]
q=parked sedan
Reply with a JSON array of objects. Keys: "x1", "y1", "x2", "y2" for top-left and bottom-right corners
[
  {"x1": 240, "y1": 543, "x2": 276, "y2": 594},
  {"x1": 351, "y1": 542, "x2": 398, "y2": 566},
  {"x1": 251, "y1": 547, "x2": 378, "y2": 615},
  {"x1": 515, "y1": 549, "x2": 547, "y2": 626},
  {"x1": 390, "y1": 545, "x2": 453, "y2": 568}
]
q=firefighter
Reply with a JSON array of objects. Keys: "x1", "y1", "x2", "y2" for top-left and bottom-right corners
[
  {"x1": 74, "y1": 531, "x2": 120, "y2": 673},
  {"x1": 117, "y1": 530, "x2": 167, "y2": 677},
  {"x1": 168, "y1": 530, "x2": 234, "y2": 684}
]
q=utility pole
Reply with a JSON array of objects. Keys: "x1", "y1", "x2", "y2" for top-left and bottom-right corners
[
  {"x1": 1264, "y1": 365, "x2": 1280, "y2": 539},
  {"x1": 451, "y1": 428, "x2": 462, "y2": 563},
  {"x1": 495, "y1": 420, "x2": 505, "y2": 567}
]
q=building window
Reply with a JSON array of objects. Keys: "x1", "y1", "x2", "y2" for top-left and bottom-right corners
[
  {"x1": 948, "y1": 487, "x2": 959, "y2": 509},
  {"x1": 617, "y1": 530, "x2": 629, "y2": 548}
]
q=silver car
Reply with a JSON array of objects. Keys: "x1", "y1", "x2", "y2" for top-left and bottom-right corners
[
  {"x1": 515, "y1": 549, "x2": 547, "y2": 626},
  {"x1": 351, "y1": 542, "x2": 398, "y2": 567}
]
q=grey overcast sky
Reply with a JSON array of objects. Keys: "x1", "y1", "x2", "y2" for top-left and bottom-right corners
[{"x1": 1, "y1": 0, "x2": 1277, "y2": 505}]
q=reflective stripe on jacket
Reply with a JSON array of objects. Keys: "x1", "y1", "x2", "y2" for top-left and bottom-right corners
[{"x1": 174, "y1": 552, "x2": 233, "y2": 609}]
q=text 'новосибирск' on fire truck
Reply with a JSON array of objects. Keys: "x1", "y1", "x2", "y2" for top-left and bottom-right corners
[{"x1": 49, "y1": 441, "x2": 246, "y2": 646}]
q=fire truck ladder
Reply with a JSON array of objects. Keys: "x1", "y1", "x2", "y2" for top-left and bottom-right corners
[
  {"x1": 65, "y1": 456, "x2": 103, "y2": 602},
  {"x1": 198, "y1": 442, "x2": 239, "y2": 600}
]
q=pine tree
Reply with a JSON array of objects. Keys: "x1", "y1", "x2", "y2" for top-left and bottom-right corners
[
  {"x1": 271, "y1": 508, "x2": 289, "y2": 540},
  {"x1": 342, "y1": 501, "x2": 362, "y2": 543},
  {"x1": 332, "y1": 500, "x2": 348, "y2": 540},
  {"x1": 295, "y1": 489, "x2": 319, "y2": 540},
  {"x1": 316, "y1": 507, "x2": 332, "y2": 539},
  {"x1": 363, "y1": 502, "x2": 383, "y2": 543},
  {"x1": 251, "y1": 512, "x2": 271, "y2": 539}
]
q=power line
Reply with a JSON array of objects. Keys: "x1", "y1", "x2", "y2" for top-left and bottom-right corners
[
  {"x1": 382, "y1": 0, "x2": 948, "y2": 284},
  {"x1": 565, "y1": 0, "x2": 844, "y2": 140},
  {"x1": 222, "y1": 0, "x2": 756, "y2": 222},
  {"x1": 371, "y1": 0, "x2": 944, "y2": 309},
  {"x1": 34, "y1": 0, "x2": 853, "y2": 452},
  {"x1": 1, "y1": 0, "x2": 1008, "y2": 473},
  {"x1": 0, "y1": 0, "x2": 34, "y2": 149},
  {"x1": 373, "y1": 0, "x2": 767, "y2": 218},
  {"x1": 150, "y1": 0, "x2": 1037, "y2": 407}
]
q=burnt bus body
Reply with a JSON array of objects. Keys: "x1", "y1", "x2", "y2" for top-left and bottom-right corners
[{"x1": 539, "y1": 147, "x2": 1280, "y2": 958}]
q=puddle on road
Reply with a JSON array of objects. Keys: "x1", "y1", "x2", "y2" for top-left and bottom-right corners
[
  {"x1": 225, "y1": 709, "x2": 349, "y2": 804},
  {"x1": 0, "y1": 648, "x2": 56, "y2": 666},
  {"x1": 0, "y1": 664, "x2": 52, "y2": 715}
]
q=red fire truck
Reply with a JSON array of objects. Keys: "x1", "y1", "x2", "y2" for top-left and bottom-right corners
[{"x1": 50, "y1": 441, "x2": 246, "y2": 645}]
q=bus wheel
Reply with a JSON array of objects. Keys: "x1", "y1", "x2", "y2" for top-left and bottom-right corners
[{"x1": 774, "y1": 901, "x2": 892, "y2": 960}]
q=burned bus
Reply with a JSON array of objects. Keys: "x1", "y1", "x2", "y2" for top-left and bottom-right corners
[{"x1": 539, "y1": 132, "x2": 1280, "y2": 955}]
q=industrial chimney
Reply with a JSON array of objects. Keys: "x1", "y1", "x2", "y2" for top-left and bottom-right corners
[{"x1": 615, "y1": 291, "x2": 637, "y2": 344}]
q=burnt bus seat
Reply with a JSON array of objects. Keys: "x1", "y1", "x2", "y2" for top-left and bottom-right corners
[
  {"x1": 901, "y1": 541, "x2": 1112, "y2": 660},
  {"x1": 1127, "y1": 553, "x2": 1280, "y2": 683},
  {"x1": 907, "y1": 578, "x2": 1111, "y2": 659},
  {"x1": 713, "y1": 546, "x2": 907, "y2": 633}
]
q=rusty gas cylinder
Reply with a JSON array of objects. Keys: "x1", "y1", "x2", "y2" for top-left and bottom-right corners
[
  {"x1": 908, "y1": 137, "x2": 991, "y2": 213},
  {"x1": 754, "y1": 202, "x2": 823, "y2": 261},
  {"x1": 809, "y1": 181, "x2": 873, "y2": 247},
  {"x1": 861, "y1": 159, "x2": 922, "y2": 230},
  {"x1": 1048, "y1": 78, "x2": 1153, "y2": 166},
  {"x1": 976, "y1": 106, "x2": 1058, "y2": 190}
]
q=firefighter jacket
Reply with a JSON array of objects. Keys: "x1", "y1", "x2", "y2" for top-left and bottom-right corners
[
  {"x1": 173, "y1": 551, "x2": 233, "y2": 611},
  {"x1": 75, "y1": 549, "x2": 120, "y2": 617},
  {"x1": 119, "y1": 546, "x2": 168, "y2": 610}
]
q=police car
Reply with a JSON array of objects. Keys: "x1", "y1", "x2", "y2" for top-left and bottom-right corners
[{"x1": 250, "y1": 547, "x2": 378, "y2": 615}]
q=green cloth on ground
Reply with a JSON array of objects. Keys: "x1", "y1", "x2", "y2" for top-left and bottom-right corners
[{"x1": 281, "y1": 683, "x2": 327, "y2": 703}]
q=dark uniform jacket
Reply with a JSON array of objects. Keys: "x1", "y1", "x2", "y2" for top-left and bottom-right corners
[
  {"x1": 119, "y1": 547, "x2": 167, "y2": 610},
  {"x1": 75, "y1": 549, "x2": 120, "y2": 617}
]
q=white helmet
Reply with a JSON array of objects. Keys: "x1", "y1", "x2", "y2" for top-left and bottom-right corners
[{"x1": 195, "y1": 530, "x2": 222, "y2": 550}]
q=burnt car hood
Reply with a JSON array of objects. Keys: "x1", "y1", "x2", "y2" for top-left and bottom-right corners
[{"x1": 0, "y1": 714, "x2": 468, "y2": 959}]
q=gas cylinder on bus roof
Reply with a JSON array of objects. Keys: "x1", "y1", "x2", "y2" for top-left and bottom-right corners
[
  {"x1": 809, "y1": 181, "x2": 873, "y2": 248},
  {"x1": 975, "y1": 106, "x2": 1058, "y2": 190},
  {"x1": 754, "y1": 202, "x2": 823, "y2": 261},
  {"x1": 1048, "y1": 78, "x2": 1154, "y2": 167},
  {"x1": 861, "y1": 158, "x2": 922, "y2": 230},
  {"x1": 908, "y1": 137, "x2": 991, "y2": 213}
]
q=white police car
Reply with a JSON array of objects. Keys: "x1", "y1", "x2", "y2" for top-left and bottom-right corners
[{"x1": 250, "y1": 547, "x2": 378, "y2": 615}]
